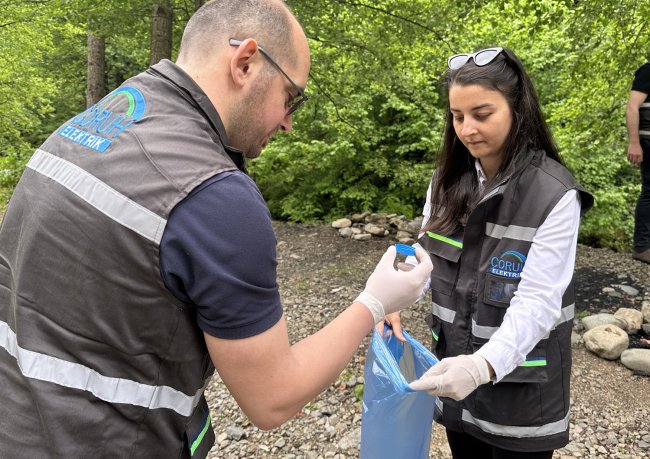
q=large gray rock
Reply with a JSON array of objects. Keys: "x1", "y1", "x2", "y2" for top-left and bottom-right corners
[
  {"x1": 582, "y1": 313, "x2": 629, "y2": 332},
  {"x1": 583, "y1": 324, "x2": 629, "y2": 360},
  {"x1": 620, "y1": 348, "x2": 650, "y2": 374},
  {"x1": 614, "y1": 308, "x2": 644, "y2": 334}
]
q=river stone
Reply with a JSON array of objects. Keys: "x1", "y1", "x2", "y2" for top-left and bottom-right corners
[
  {"x1": 612, "y1": 284, "x2": 640, "y2": 296},
  {"x1": 583, "y1": 324, "x2": 629, "y2": 360},
  {"x1": 364, "y1": 223, "x2": 388, "y2": 236},
  {"x1": 614, "y1": 308, "x2": 644, "y2": 334},
  {"x1": 331, "y1": 218, "x2": 352, "y2": 229},
  {"x1": 582, "y1": 313, "x2": 629, "y2": 332},
  {"x1": 338, "y1": 227, "x2": 353, "y2": 238},
  {"x1": 620, "y1": 348, "x2": 650, "y2": 373},
  {"x1": 352, "y1": 233, "x2": 372, "y2": 241},
  {"x1": 582, "y1": 312, "x2": 627, "y2": 331}
]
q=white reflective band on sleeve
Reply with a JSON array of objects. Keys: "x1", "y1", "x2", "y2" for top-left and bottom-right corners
[
  {"x1": 0, "y1": 321, "x2": 206, "y2": 417},
  {"x1": 462, "y1": 407, "x2": 570, "y2": 438},
  {"x1": 640, "y1": 130, "x2": 650, "y2": 136},
  {"x1": 433, "y1": 302, "x2": 456, "y2": 323},
  {"x1": 27, "y1": 149, "x2": 167, "y2": 245},
  {"x1": 485, "y1": 223, "x2": 537, "y2": 242},
  {"x1": 641, "y1": 103, "x2": 650, "y2": 108}
]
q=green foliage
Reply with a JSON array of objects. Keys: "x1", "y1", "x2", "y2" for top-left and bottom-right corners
[
  {"x1": 0, "y1": 0, "x2": 648, "y2": 250},
  {"x1": 252, "y1": 0, "x2": 649, "y2": 250}
]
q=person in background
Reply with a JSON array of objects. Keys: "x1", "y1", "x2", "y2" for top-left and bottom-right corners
[
  {"x1": 387, "y1": 47, "x2": 593, "y2": 458},
  {"x1": 0, "y1": 1, "x2": 432, "y2": 457},
  {"x1": 626, "y1": 58, "x2": 650, "y2": 263}
]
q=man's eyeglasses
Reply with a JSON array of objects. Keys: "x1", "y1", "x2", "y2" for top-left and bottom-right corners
[
  {"x1": 229, "y1": 38, "x2": 309, "y2": 115},
  {"x1": 447, "y1": 47, "x2": 504, "y2": 70}
]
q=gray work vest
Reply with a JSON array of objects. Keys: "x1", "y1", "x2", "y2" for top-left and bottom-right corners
[
  {"x1": 0, "y1": 60, "x2": 242, "y2": 457},
  {"x1": 419, "y1": 151, "x2": 593, "y2": 452}
]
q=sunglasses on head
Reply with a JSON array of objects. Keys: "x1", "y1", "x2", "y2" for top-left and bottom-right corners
[{"x1": 447, "y1": 47, "x2": 504, "y2": 70}]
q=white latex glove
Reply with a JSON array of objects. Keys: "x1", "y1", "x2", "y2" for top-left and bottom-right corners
[
  {"x1": 409, "y1": 354, "x2": 491, "y2": 401},
  {"x1": 355, "y1": 245, "x2": 433, "y2": 325},
  {"x1": 403, "y1": 243, "x2": 430, "y2": 303}
]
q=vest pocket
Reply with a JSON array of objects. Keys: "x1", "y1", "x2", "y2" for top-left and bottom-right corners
[
  {"x1": 483, "y1": 273, "x2": 520, "y2": 308},
  {"x1": 500, "y1": 343, "x2": 549, "y2": 384},
  {"x1": 420, "y1": 233, "x2": 462, "y2": 296},
  {"x1": 473, "y1": 336, "x2": 549, "y2": 384}
]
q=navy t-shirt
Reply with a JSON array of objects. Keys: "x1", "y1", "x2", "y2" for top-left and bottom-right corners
[
  {"x1": 633, "y1": 62, "x2": 650, "y2": 134},
  {"x1": 159, "y1": 171, "x2": 283, "y2": 339}
]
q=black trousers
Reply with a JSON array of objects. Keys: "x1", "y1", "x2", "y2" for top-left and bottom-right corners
[
  {"x1": 446, "y1": 430, "x2": 554, "y2": 459},
  {"x1": 634, "y1": 137, "x2": 650, "y2": 252}
]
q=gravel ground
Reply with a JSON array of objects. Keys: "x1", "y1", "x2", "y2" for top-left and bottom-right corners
[{"x1": 207, "y1": 221, "x2": 650, "y2": 459}]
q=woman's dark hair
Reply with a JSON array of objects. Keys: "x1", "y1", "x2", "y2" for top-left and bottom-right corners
[{"x1": 424, "y1": 47, "x2": 562, "y2": 235}]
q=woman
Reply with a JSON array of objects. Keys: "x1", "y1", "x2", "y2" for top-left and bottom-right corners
[{"x1": 395, "y1": 47, "x2": 593, "y2": 458}]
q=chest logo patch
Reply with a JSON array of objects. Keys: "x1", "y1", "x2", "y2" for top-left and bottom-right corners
[
  {"x1": 489, "y1": 250, "x2": 526, "y2": 279},
  {"x1": 57, "y1": 86, "x2": 147, "y2": 153}
]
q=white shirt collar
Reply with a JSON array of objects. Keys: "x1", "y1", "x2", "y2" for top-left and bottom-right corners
[{"x1": 474, "y1": 159, "x2": 488, "y2": 192}]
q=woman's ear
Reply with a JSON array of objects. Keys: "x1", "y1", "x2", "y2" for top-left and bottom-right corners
[{"x1": 229, "y1": 38, "x2": 260, "y2": 88}]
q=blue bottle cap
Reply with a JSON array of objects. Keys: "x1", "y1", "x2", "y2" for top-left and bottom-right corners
[{"x1": 395, "y1": 243, "x2": 416, "y2": 257}]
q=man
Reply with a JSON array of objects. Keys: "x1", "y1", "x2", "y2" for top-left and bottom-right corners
[
  {"x1": 626, "y1": 59, "x2": 650, "y2": 263},
  {"x1": 0, "y1": 1, "x2": 432, "y2": 457}
]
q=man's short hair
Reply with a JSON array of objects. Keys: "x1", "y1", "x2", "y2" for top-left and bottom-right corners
[{"x1": 178, "y1": 0, "x2": 296, "y2": 66}]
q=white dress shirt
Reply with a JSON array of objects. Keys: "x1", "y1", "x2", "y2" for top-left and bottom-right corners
[{"x1": 417, "y1": 160, "x2": 581, "y2": 382}]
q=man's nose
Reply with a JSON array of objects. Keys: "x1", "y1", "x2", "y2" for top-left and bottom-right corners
[{"x1": 280, "y1": 113, "x2": 293, "y2": 132}]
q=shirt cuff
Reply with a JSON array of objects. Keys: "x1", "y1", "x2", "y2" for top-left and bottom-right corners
[{"x1": 475, "y1": 339, "x2": 519, "y2": 383}]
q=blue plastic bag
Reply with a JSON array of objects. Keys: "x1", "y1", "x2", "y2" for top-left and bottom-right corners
[{"x1": 360, "y1": 326, "x2": 439, "y2": 459}]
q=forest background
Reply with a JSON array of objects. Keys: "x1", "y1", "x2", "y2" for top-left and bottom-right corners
[{"x1": 1, "y1": 0, "x2": 648, "y2": 251}]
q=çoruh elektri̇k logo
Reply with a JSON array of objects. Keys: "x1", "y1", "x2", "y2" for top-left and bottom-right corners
[
  {"x1": 58, "y1": 86, "x2": 147, "y2": 153},
  {"x1": 489, "y1": 250, "x2": 527, "y2": 279}
]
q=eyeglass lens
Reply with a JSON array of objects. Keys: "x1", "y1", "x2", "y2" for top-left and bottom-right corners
[
  {"x1": 448, "y1": 48, "x2": 503, "y2": 70},
  {"x1": 448, "y1": 55, "x2": 470, "y2": 70},
  {"x1": 474, "y1": 49, "x2": 500, "y2": 66}
]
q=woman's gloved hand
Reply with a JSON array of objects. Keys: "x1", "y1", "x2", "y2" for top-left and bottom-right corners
[
  {"x1": 409, "y1": 354, "x2": 491, "y2": 400},
  {"x1": 355, "y1": 245, "x2": 433, "y2": 325}
]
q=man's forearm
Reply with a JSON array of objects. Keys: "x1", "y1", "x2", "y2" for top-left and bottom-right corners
[{"x1": 626, "y1": 105, "x2": 641, "y2": 144}]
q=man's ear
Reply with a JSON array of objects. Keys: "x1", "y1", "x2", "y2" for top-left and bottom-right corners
[{"x1": 230, "y1": 38, "x2": 260, "y2": 88}]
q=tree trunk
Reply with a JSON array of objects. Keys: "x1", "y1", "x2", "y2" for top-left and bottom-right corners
[
  {"x1": 86, "y1": 34, "x2": 107, "y2": 108},
  {"x1": 150, "y1": 2, "x2": 173, "y2": 66}
]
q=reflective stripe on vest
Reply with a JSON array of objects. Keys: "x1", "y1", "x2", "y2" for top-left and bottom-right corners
[
  {"x1": 435, "y1": 398, "x2": 570, "y2": 438},
  {"x1": 485, "y1": 223, "x2": 537, "y2": 242},
  {"x1": 27, "y1": 149, "x2": 167, "y2": 244},
  {"x1": 426, "y1": 231, "x2": 463, "y2": 248},
  {"x1": 471, "y1": 303, "x2": 575, "y2": 340},
  {"x1": 0, "y1": 321, "x2": 207, "y2": 417},
  {"x1": 433, "y1": 301, "x2": 456, "y2": 323}
]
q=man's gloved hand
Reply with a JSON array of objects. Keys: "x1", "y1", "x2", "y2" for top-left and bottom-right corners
[
  {"x1": 408, "y1": 354, "x2": 491, "y2": 401},
  {"x1": 355, "y1": 245, "x2": 433, "y2": 325},
  {"x1": 403, "y1": 243, "x2": 430, "y2": 303}
]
